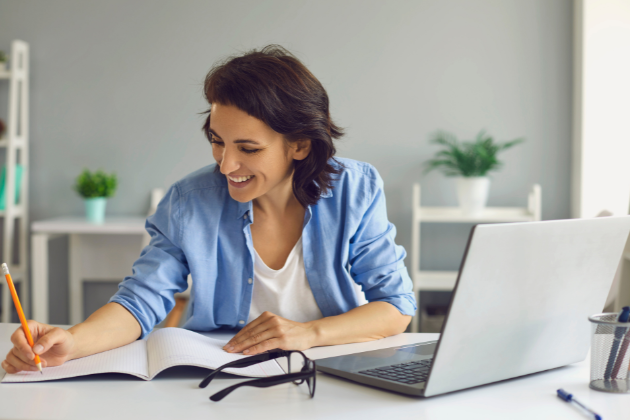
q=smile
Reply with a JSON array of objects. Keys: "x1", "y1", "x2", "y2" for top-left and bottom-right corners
[
  {"x1": 227, "y1": 175, "x2": 255, "y2": 189},
  {"x1": 227, "y1": 175, "x2": 254, "y2": 183}
]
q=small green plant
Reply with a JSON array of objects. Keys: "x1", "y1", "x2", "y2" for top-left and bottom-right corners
[
  {"x1": 0, "y1": 51, "x2": 7, "y2": 63},
  {"x1": 73, "y1": 169, "x2": 118, "y2": 198},
  {"x1": 423, "y1": 130, "x2": 524, "y2": 177}
]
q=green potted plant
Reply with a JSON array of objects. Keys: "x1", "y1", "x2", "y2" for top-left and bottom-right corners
[
  {"x1": 73, "y1": 169, "x2": 118, "y2": 224},
  {"x1": 423, "y1": 130, "x2": 524, "y2": 216},
  {"x1": 0, "y1": 51, "x2": 7, "y2": 72}
]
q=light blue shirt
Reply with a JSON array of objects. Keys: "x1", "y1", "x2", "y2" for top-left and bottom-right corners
[{"x1": 109, "y1": 157, "x2": 417, "y2": 339}]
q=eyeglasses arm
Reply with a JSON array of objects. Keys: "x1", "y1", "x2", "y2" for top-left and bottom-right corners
[
  {"x1": 209, "y1": 371, "x2": 313, "y2": 402},
  {"x1": 198, "y1": 350, "x2": 289, "y2": 388}
]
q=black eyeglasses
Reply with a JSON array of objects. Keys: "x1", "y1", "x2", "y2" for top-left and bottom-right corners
[{"x1": 198, "y1": 349, "x2": 316, "y2": 402}]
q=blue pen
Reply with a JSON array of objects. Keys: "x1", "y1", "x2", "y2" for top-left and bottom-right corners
[
  {"x1": 557, "y1": 389, "x2": 602, "y2": 420},
  {"x1": 604, "y1": 306, "x2": 630, "y2": 380}
]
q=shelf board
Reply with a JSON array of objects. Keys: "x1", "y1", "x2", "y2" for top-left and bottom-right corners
[
  {"x1": 0, "y1": 136, "x2": 26, "y2": 148},
  {"x1": 0, "y1": 205, "x2": 26, "y2": 217},
  {"x1": 414, "y1": 270, "x2": 458, "y2": 291},
  {"x1": 31, "y1": 216, "x2": 147, "y2": 234},
  {"x1": 3, "y1": 267, "x2": 26, "y2": 282},
  {"x1": 416, "y1": 206, "x2": 535, "y2": 223}
]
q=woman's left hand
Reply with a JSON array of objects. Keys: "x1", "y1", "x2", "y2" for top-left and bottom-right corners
[{"x1": 223, "y1": 311, "x2": 318, "y2": 355}]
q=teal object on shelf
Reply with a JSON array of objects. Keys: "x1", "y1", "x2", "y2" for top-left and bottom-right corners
[
  {"x1": 0, "y1": 164, "x2": 24, "y2": 210},
  {"x1": 84, "y1": 197, "x2": 107, "y2": 224}
]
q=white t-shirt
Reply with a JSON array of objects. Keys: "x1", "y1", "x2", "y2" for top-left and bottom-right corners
[{"x1": 247, "y1": 236, "x2": 324, "y2": 324}]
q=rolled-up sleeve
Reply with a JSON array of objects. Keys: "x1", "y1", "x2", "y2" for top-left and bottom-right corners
[
  {"x1": 348, "y1": 167, "x2": 417, "y2": 316},
  {"x1": 109, "y1": 183, "x2": 190, "y2": 338}
]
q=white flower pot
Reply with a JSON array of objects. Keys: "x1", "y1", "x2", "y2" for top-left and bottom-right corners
[{"x1": 456, "y1": 177, "x2": 490, "y2": 217}]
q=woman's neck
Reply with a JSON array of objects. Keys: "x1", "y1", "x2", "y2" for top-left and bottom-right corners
[{"x1": 253, "y1": 172, "x2": 303, "y2": 219}]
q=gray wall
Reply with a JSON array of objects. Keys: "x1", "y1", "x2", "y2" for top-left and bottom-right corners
[{"x1": 0, "y1": 0, "x2": 573, "y2": 324}]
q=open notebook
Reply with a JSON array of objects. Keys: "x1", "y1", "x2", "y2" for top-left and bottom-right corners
[{"x1": 2, "y1": 328, "x2": 284, "y2": 383}]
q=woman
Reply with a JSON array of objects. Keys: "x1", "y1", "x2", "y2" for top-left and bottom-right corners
[{"x1": 2, "y1": 45, "x2": 415, "y2": 374}]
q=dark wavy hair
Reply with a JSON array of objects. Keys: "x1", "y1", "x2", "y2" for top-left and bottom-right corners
[{"x1": 201, "y1": 45, "x2": 344, "y2": 207}]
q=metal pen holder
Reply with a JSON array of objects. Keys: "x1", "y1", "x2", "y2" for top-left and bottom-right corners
[{"x1": 588, "y1": 313, "x2": 630, "y2": 393}]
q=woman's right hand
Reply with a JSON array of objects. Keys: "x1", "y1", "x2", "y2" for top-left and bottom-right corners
[{"x1": 1, "y1": 320, "x2": 75, "y2": 374}]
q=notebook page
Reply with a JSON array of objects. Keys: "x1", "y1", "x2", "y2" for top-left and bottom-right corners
[
  {"x1": 147, "y1": 328, "x2": 284, "y2": 379},
  {"x1": 2, "y1": 339, "x2": 149, "y2": 383}
]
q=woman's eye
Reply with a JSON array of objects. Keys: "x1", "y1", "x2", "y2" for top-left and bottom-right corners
[{"x1": 211, "y1": 138, "x2": 259, "y2": 154}]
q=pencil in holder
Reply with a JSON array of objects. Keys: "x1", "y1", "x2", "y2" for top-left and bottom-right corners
[{"x1": 588, "y1": 313, "x2": 630, "y2": 393}]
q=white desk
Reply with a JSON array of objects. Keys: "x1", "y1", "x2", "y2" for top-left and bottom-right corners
[
  {"x1": 0, "y1": 324, "x2": 626, "y2": 420},
  {"x1": 31, "y1": 217, "x2": 147, "y2": 324}
]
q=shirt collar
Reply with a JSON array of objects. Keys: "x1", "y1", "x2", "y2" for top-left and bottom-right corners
[
  {"x1": 236, "y1": 200, "x2": 254, "y2": 221},
  {"x1": 234, "y1": 186, "x2": 333, "y2": 220}
]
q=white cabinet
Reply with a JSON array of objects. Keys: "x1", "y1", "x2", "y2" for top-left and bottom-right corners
[
  {"x1": 0, "y1": 40, "x2": 29, "y2": 322},
  {"x1": 409, "y1": 183, "x2": 541, "y2": 332}
]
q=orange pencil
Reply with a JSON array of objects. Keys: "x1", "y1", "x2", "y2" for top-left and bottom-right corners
[{"x1": 2, "y1": 262, "x2": 42, "y2": 373}]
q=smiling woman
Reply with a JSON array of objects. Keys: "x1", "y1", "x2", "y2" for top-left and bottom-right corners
[
  {"x1": 2, "y1": 45, "x2": 416, "y2": 375},
  {"x1": 201, "y1": 45, "x2": 344, "y2": 208}
]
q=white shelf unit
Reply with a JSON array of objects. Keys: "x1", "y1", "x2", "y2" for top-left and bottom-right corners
[
  {"x1": 0, "y1": 40, "x2": 30, "y2": 323},
  {"x1": 410, "y1": 182, "x2": 541, "y2": 332}
]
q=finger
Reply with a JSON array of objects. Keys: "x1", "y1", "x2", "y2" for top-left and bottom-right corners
[
  {"x1": 10, "y1": 327, "x2": 37, "y2": 361},
  {"x1": 33, "y1": 327, "x2": 66, "y2": 355},
  {"x1": 242, "y1": 338, "x2": 281, "y2": 356},
  {"x1": 225, "y1": 312, "x2": 275, "y2": 348},
  {"x1": 230, "y1": 327, "x2": 277, "y2": 354},
  {"x1": 2, "y1": 359, "x2": 20, "y2": 374},
  {"x1": 229, "y1": 317, "x2": 279, "y2": 349},
  {"x1": 5, "y1": 351, "x2": 39, "y2": 372},
  {"x1": 241, "y1": 313, "x2": 283, "y2": 339},
  {"x1": 27, "y1": 319, "x2": 46, "y2": 339},
  {"x1": 11, "y1": 347, "x2": 38, "y2": 368},
  {"x1": 233, "y1": 311, "x2": 273, "y2": 337}
]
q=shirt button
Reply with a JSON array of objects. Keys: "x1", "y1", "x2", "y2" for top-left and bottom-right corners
[
  {"x1": 244, "y1": 211, "x2": 248, "y2": 219},
  {"x1": 248, "y1": 278, "x2": 253, "y2": 284},
  {"x1": 239, "y1": 320, "x2": 245, "y2": 325}
]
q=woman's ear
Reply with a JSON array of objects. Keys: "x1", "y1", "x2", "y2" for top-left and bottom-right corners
[{"x1": 291, "y1": 139, "x2": 312, "y2": 161}]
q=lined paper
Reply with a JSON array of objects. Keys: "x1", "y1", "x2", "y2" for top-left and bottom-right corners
[
  {"x1": 2, "y1": 339, "x2": 148, "y2": 383},
  {"x1": 147, "y1": 328, "x2": 284, "y2": 379},
  {"x1": 2, "y1": 328, "x2": 283, "y2": 383}
]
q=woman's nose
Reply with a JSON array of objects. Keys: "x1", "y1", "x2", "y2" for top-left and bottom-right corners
[{"x1": 219, "y1": 148, "x2": 239, "y2": 175}]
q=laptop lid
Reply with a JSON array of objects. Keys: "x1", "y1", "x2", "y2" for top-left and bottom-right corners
[{"x1": 424, "y1": 216, "x2": 630, "y2": 397}]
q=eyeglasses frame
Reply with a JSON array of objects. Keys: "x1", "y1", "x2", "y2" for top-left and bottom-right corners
[{"x1": 198, "y1": 349, "x2": 316, "y2": 402}]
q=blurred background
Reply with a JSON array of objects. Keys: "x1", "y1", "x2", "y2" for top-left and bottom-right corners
[{"x1": 0, "y1": 0, "x2": 627, "y2": 330}]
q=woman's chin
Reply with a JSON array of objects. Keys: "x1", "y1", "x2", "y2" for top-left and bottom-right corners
[{"x1": 228, "y1": 188, "x2": 255, "y2": 203}]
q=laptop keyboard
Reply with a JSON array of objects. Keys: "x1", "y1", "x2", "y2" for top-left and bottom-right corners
[{"x1": 358, "y1": 358, "x2": 433, "y2": 384}]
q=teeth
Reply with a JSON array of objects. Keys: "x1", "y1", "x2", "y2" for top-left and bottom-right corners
[{"x1": 229, "y1": 175, "x2": 253, "y2": 183}]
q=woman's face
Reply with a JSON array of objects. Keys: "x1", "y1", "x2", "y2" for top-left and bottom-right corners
[{"x1": 209, "y1": 103, "x2": 310, "y2": 203}]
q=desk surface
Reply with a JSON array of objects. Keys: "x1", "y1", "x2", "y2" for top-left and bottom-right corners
[
  {"x1": 0, "y1": 323, "x2": 625, "y2": 420},
  {"x1": 31, "y1": 217, "x2": 146, "y2": 234}
]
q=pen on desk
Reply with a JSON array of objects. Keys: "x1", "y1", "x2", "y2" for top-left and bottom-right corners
[
  {"x1": 604, "y1": 306, "x2": 630, "y2": 380},
  {"x1": 557, "y1": 389, "x2": 602, "y2": 420},
  {"x1": 2, "y1": 262, "x2": 42, "y2": 374}
]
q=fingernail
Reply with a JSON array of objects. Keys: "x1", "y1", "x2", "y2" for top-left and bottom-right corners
[
  {"x1": 226, "y1": 345, "x2": 234, "y2": 352},
  {"x1": 243, "y1": 349, "x2": 250, "y2": 354},
  {"x1": 34, "y1": 345, "x2": 43, "y2": 354}
]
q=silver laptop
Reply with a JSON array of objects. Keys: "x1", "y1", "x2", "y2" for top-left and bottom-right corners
[{"x1": 316, "y1": 216, "x2": 630, "y2": 397}]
